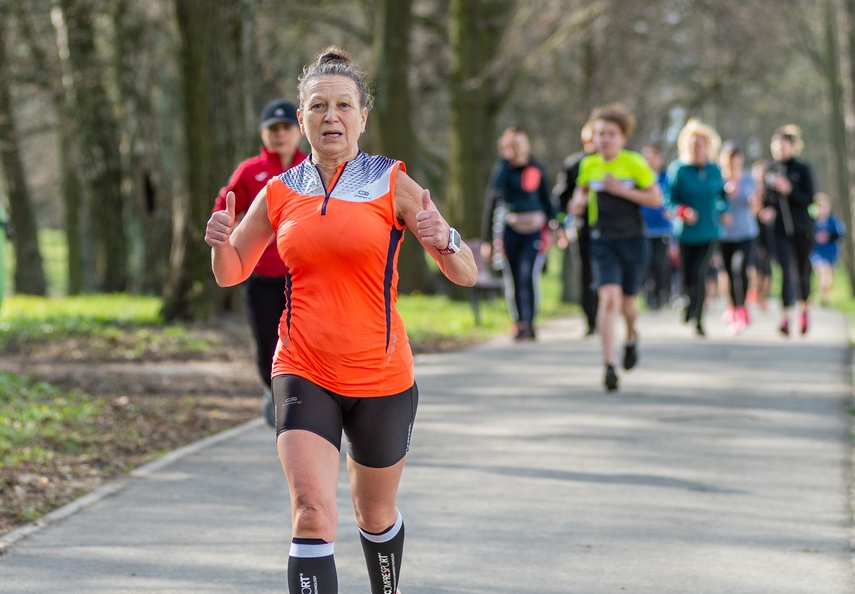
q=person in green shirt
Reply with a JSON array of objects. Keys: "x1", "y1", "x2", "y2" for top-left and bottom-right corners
[{"x1": 570, "y1": 103, "x2": 661, "y2": 392}]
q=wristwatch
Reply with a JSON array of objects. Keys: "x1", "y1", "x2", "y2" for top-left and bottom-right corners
[{"x1": 437, "y1": 227, "x2": 461, "y2": 255}]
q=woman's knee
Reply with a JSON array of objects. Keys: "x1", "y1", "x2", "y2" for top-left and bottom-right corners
[
  {"x1": 352, "y1": 499, "x2": 398, "y2": 533},
  {"x1": 292, "y1": 493, "x2": 338, "y2": 539}
]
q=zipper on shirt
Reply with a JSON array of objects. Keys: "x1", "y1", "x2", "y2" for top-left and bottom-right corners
[{"x1": 317, "y1": 161, "x2": 348, "y2": 215}]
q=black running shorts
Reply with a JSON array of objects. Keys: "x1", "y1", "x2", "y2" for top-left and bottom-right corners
[{"x1": 271, "y1": 374, "x2": 419, "y2": 468}]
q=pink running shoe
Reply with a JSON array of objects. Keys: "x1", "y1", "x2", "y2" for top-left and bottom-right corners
[{"x1": 728, "y1": 307, "x2": 748, "y2": 335}]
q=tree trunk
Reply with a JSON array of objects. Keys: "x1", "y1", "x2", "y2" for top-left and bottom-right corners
[
  {"x1": 446, "y1": 0, "x2": 514, "y2": 239},
  {"x1": 164, "y1": 0, "x2": 248, "y2": 321},
  {"x1": 840, "y1": 0, "x2": 855, "y2": 295},
  {"x1": 826, "y1": 0, "x2": 855, "y2": 295},
  {"x1": 40, "y1": 1, "x2": 90, "y2": 294},
  {"x1": 371, "y1": 0, "x2": 433, "y2": 294},
  {"x1": 62, "y1": 0, "x2": 128, "y2": 292},
  {"x1": 114, "y1": 0, "x2": 173, "y2": 294},
  {"x1": 0, "y1": 4, "x2": 47, "y2": 296}
]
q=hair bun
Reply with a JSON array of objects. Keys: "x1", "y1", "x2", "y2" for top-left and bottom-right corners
[{"x1": 317, "y1": 46, "x2": 352, "y2": 66}]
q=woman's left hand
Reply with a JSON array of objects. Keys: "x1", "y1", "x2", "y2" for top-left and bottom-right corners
[{"x1": 415, "y1": 190, "x2": 451, "y2": 249}]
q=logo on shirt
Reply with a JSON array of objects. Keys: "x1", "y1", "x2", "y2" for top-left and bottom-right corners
[{"x1": 255, "y1": 171, "x2": 269, "y2": 182}]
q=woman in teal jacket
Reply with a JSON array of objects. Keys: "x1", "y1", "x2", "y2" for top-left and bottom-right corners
[{"x1": 667, "y1": 119, "x2": 728, "y2": 336}]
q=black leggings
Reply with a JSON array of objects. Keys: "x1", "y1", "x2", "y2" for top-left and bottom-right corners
[
  {"x1": 272, "y1": 375, "x2": 419, "y2": 468},
  {"x1": 720, "y1": 239, "x2": 755, "y2": 308},
  {"x1": 645, "y1": 236, "x2": 671, "y2": 307},
  {"x1": 502, "y1": 226, "x2": 544, "y2": 325},
  {"x1": 578, "y1": 226, "x2": 599, "y2": 332},
  {"x1": 241, "y1": 274, "x2": 286, "y2": 388},
  {"x1": 773, "y1": 229, "x2": 813, "y2": 307},
  {"x1": 680, "y1": 241, "x2": 717, "y2": 326}
]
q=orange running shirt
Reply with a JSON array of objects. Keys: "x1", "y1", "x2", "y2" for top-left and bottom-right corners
[{"x1": 267, "y1": 152, "x2": 414, "y2": 397}]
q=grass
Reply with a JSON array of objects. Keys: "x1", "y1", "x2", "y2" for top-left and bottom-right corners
[
  {"x1": 826, "y1": 268, "x2": 855, "y2": 317},
  {"x1": 0, "y1": 373, "x2": 100, "y2": 467},
  {"x1": 0, "y1": 294, "x2": 216, "y2": 357}
]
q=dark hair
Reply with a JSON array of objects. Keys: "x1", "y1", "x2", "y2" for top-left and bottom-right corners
[
  {"x1": 589, "y1": 103, "x2": 636, "y2": 137},
  {"x1": 642, "y1": 142, "x2": 663, "y2": 155},
  {"x1": 298, "y1": 46, "x2": 374, "y2": 111},
  {"x1": 502, "y1": 122, "x2": 525, "y2": 136},
  {"x1": 720, "y1": 141, "x2": 742, "y2": 159}
]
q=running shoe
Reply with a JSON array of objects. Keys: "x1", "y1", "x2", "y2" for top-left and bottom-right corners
[
  {"x1": 800, "y1": 311, "x2": 808, "y2": 335},
  {"x1": 721, "y1": 306, "x2": 735, "y2": 323},
  {"x1": 514, "y1": 322, "x2": 536, "y2": 341},
  {"x1": 779, "y1": 318, "x2": 790, "y2": 337},
  {"x1": 604, "y1": 364, "x2": 619, "y2": 392},
  {"x1": 623, "y1": 334, "x2": 638, "y2": 370},
  {"x1": 728, "y1": 306, "x2": 748, "y2": 335}
]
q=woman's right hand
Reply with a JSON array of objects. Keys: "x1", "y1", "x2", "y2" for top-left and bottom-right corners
[
  {"x1": 682, "y1": 207, "x2": 698, "y2": 225},
  {"x1": 758, "y1": 206, "x2": 776, "y2": 225},
  {"x1": 205, "y1": 191, "x2": 236, "y2": 247}
]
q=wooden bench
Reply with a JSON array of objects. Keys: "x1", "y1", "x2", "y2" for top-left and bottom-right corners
[{"x1": 465, "y1": 239, "x2": 505, "y2": 326}]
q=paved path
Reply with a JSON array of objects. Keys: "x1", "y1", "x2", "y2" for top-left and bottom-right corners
[{"x1": 1, "y1": 304, "x2": 853, "y2": 593}]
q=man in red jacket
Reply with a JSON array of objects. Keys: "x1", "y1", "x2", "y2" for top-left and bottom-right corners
[{"x1": 213, "y1": 99, "x2": 307, "y2": 425}]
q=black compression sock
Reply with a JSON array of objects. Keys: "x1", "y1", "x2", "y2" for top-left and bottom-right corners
[
  {"x1": 287, "y1": 538, "x2": 337, "y2": 594},
  {"x1": 359, "y1": 511, "x2": 404, "y2": 594}
]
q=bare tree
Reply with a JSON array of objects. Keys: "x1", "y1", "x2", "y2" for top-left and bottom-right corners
[
  {"x1": 60, "y1": 0, "x2": 128, "y2": 292},
  {"x1": 370, "y1": 0, "x2": 434, "y2": 293},
  {"x1": 820, "y1": 0, "x2": 855, "y2": 293},
  {"x1": 446, "y1": 0, "x2": 514, "y2": 238},
  {"x1": 113, "y1": 0, "x2": 174, "y2": 294},
  {"x1": 0, "y1": 0, "x2": 47, "y2": 295},
  {"x1": 163, "y1": 0, "x2": 250, "y2": 320}
]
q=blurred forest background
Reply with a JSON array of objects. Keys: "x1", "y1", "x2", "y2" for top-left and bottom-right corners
[{"x1": 2, "y1": 0, "x2": 855, "y2": 321}]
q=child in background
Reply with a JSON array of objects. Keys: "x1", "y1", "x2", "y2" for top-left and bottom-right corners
[{"x1": 810, "y1": 193, "x2": 845, "y2": 306}]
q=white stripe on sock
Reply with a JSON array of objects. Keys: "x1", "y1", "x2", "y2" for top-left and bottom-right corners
[
  {"x1": 289, "y1": 540, "x2": 335, "y2": 558},
  {"x1": 359, "y1": 511, "x2": 403, "y2": 544}
]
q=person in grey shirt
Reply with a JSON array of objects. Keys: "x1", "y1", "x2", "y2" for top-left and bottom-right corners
[{"x1": 718, "y1": 142, "x2": 759, "y2": 335}]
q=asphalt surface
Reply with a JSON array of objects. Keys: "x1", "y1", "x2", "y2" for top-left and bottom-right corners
[{"x1": 1, "y1": 303, "x2": 853, "y2": 593}]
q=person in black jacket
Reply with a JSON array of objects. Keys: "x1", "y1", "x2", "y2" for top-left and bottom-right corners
[
  {"x1": 758, "y1": 125, "x2": 815, "y2": 336},
  {"x1": 482, "y1": 125, "x2": 566, "y2": 340},
  {"x1": 553, "y1": 123, "x2": 598, "y2": 335}
]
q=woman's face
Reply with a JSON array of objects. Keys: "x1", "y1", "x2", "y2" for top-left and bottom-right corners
[
  {"x1": 298, "y1": 75, "x2": 367, "y2": 163},
  {"x1": 509, "y1": 132, "x2": 530, "y2": 164},
  {"x1": 720, "y1": 152, "x2": 743, "y2": 176},
  {"x1": 689, "y1": 133, "x2": 709, "y2": 165},
  {"x1": 771, "y1": 136, "x2": 794, "y2": 161},
  {"x1": 594, "y1": 119, "x2": 626, "y2": 159}
]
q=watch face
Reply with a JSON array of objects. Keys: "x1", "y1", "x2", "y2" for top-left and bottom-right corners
[
  {"x1": 439, "y1": 228, "x2": 461, "y2": 254},
  {"x1": 450, "y1": 228, "x2": 461, "y2": 249}
]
